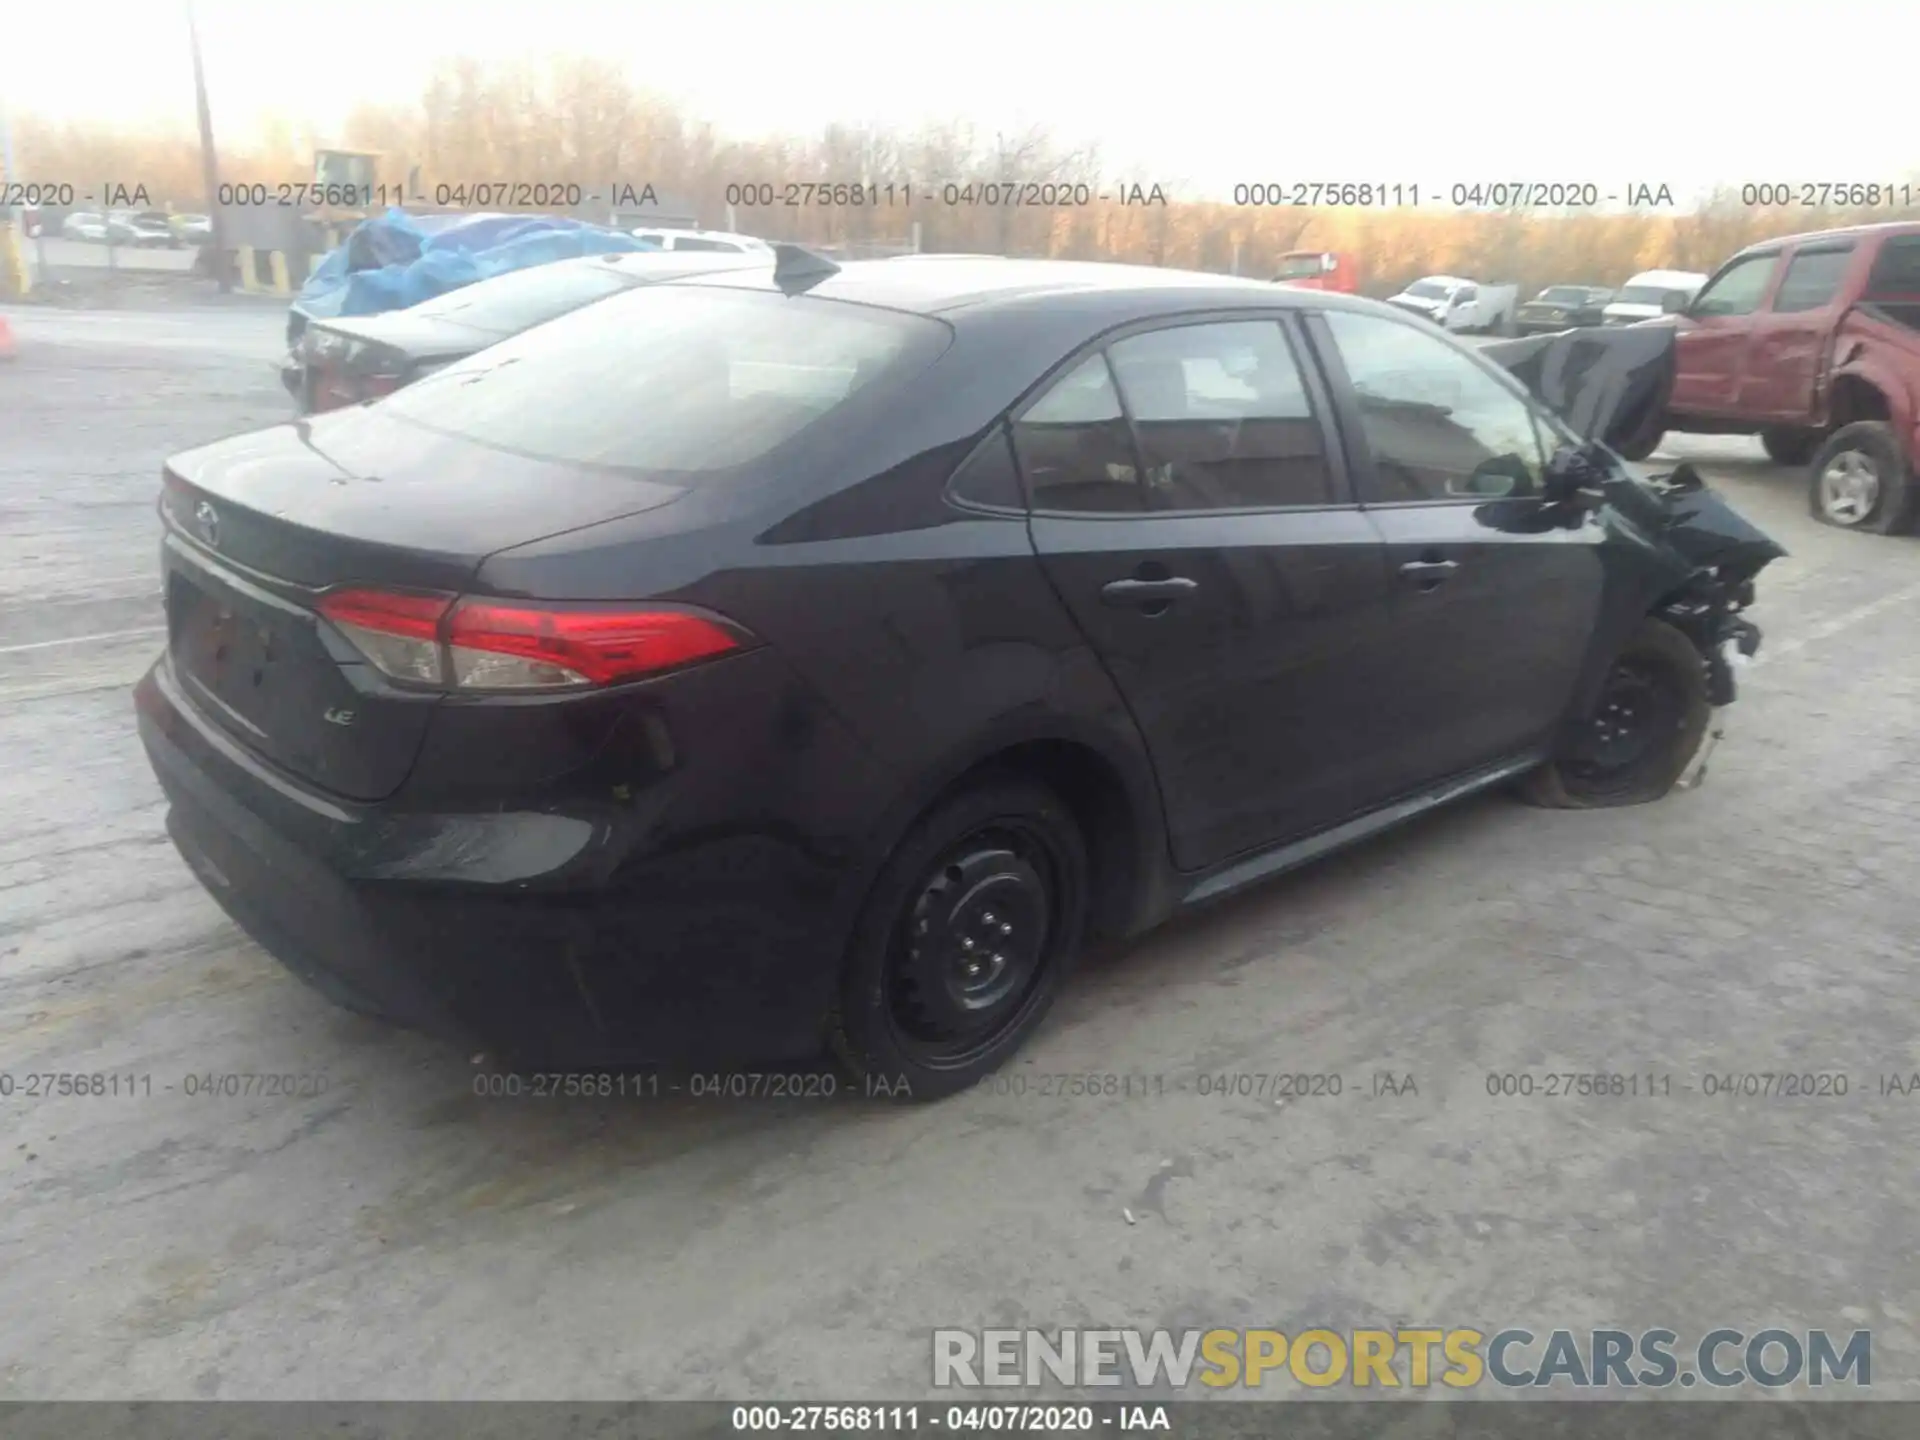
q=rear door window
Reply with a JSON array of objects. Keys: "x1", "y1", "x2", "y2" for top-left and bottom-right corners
[
  {"x1": 946, "y1": 428, "x2": 1026, "y2": 511},
  {"x1": 380, "y1": 286, "x2": 951, "y2": 475},
  {"x1": 1011, "y1": 355, "x2": 1145, "y2": 513},
  {"x1": 1770, "y1": 245, "x2": 1855, "y2": 313},
  {"x1": 1105, "y1": 320, "x2": 1336, "y2": 509}
]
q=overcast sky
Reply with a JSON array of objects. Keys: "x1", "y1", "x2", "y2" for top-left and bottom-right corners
[{"x1": 5, "y1": 0, "x2": 1913, "y2": 208}]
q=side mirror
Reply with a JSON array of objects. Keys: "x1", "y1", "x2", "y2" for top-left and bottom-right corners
[
  {"x1": 1660, "y1": 292, "x2": 1689, "y2": 315},
  {"x1": 1541, "y1": 444, "x2": 1608, "y2": 506}
]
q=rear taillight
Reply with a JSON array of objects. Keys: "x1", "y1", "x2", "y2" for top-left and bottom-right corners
[
  {"x1": 318, "y1": 589, "x2": 451, "y2": 685},
  {"x1": 316, "y1": 588, "x2": 748, "y2": 692},
  {"x1": 446, "y1": 602, "x2": 742, "y2": 689}
]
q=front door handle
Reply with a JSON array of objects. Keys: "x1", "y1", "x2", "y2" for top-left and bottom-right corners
[
  {"x1": 1398, "y1": 558, "x2": 1460, "y2": 590},
  {"x1": 1101, "y1": 576, "x2": 1199, "y2": 608}
]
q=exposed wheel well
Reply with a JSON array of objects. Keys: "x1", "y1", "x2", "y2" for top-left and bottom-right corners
[
  {"x1": 934, "y1": 740, "x2": 1143, "y2": 942},
  {"x1": 1829, "y1": 376, "x2": 1892, "y2": 429}
]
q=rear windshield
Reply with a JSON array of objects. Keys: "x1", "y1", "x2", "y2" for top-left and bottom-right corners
[
  {"x1": 1537, "y1": 287, "x2": 1588, "y2": 303},
  {"x1": 380, "y1": 284, "x2": 950, "y2": 473},
  {"x1": 405, "y1": 261, "x2": 634, "y2": 333},
  {"x1": 1406, "y1": 280, "x2": 1452, "y2": 299}
]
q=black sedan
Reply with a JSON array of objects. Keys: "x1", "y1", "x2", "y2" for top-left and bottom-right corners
[
  {"x1": 136, "y1": 252, "x2": 1781, "y2": 1100},
  {"x1": 1515, "y1": 284, "x2": 1615, "y2": 334},
  {"x1": 281, "y1": 249, "x2": 770, "y2": 414}
]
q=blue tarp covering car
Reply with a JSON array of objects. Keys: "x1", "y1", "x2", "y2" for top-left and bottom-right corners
[{"x1": 287, "y1": 208, "x2": 656, "y2": 342}]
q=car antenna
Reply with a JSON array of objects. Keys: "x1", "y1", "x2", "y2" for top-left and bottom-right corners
[{"x1": 771, "y1": 243, "x2": 841, "y2": 295}]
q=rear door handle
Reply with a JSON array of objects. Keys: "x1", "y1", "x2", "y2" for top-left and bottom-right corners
[{"x1": 1101, "y1": 577, "x2": 1199, "y2": 608}]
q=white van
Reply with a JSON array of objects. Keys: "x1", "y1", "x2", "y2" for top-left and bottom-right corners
[
  {"x1": 630, "y1": 227, "x2": 773, "y2": 256},
  {"x1": 1602, "y1": 270, "x2": 1708, "y2": 325}
]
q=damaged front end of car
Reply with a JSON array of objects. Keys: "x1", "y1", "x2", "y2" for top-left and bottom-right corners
[
  {"x1": 1485, "y1": 323, "x2": 1787, "y2": 788},
  {"x1": 1625, "y1": 463, "x2": 1779, "y2": 705}
]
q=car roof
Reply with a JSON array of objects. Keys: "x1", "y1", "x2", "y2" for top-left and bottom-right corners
[
  {"x1": 1732, "y1": 218, "x2": 1920, "y2": 257},
  {"x1": 675, "y1": 256, "x2": 1321, "y2": 319},
  {"x1": 1619, "y1": 270, "x2": 1707, "y2": 286}
]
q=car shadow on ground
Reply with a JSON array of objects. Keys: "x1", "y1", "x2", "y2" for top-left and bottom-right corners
[{"x1": 80, "y1": 776, "x2": 1525, "y2": 1260}]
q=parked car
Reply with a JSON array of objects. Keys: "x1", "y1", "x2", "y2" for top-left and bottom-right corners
[
  {"x1": 1636, "y1": 221, "x2": 1920, "y2": 533},
  {"x1": 1602, "y1": 271, "x2": 1707, "y2": 326},
  {"x1": 135, "y1": 256, "x2": 1780, "y2": 1100},
  {"x1": 282, "y1": 249, "x2": 771, "y2": 414},
  {"x1": 171, "y1": 213, "x2": 213, "y2": 245},
  {"x1": 1386, "y1": 275, "x2": 1519, "y2": 334},
  {"x1": 1516, "y1": 285, "x2": 1615, "y2": 334},
  {"x1": 1273, "y1": 250, "x2": 1360, "y2": 293},
  {"x1": 61, "y1": 211, "x2": 109, "y2": 243},
  {"x1": 631, "y1": 226, "x2": 772, "y2": 255},
  {"x1": 103, "y1": 210, "x2": 176, "y2": 248}
]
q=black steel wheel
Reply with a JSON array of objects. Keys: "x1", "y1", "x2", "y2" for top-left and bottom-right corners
[
  {"x1": 1522, "y1": 617, "x2": 1711, "y2": 808},
  {"x1": 832, "y1": 777, "x2": 1088, "y2": 1101}
]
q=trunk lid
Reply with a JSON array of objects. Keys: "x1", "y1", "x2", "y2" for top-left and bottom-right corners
[
  {"x1": 159, "y1": 409, "x2": 689, "y2": 800},
  {"x1": 296, "y1": 316, "x2": 503, "y2": 413},
  {"x1": 315, "y1": 311, "x2": 509, "y2": 359}
]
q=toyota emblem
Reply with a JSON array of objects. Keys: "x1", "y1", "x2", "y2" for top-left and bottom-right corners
[{"x1": 194, "y1": 500, "x2": 220, "y2": 548}]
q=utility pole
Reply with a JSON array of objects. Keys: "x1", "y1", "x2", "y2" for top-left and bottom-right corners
[{"x1": 186, "y1": 0, "x2": 230, "y2": 292}]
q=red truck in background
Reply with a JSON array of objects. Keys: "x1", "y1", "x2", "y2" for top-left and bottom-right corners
[
  {"x1": 1273, "y1": 250, "x2": 1359, "y2": 293},
  {"x1": 1639, "y1": 220, "x2": 1920, "y2": 535}
]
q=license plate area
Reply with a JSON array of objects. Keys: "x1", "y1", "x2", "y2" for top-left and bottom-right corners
[
  {"x1": 169, "y1": 571, "x2": 296, "y2": 728},
  {"x1": 158, "y1": 530, "x2": 442, "y2": 802}
]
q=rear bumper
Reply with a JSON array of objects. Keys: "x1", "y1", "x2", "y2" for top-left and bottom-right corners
[{"x1": 134, "y1": 651, "x2": 866, "y2": 1068}]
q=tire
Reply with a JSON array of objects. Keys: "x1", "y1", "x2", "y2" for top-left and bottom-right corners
[
  {"x1": 1521, "y1": 617, "x2": 1711, "y2": 809},
  {"x1": 830, "y1": 777, "x2": 1089, "y2": 1102},
  {"x1": 1806, "y1": 421, "x2": 1916, "y2": 535},
  {"x1": 1609, "y1": 419, "x2": 1665, "y2": 463},
  {"x1": 1760, "y1": 427, "x2": 1820, "y2": 466}
]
